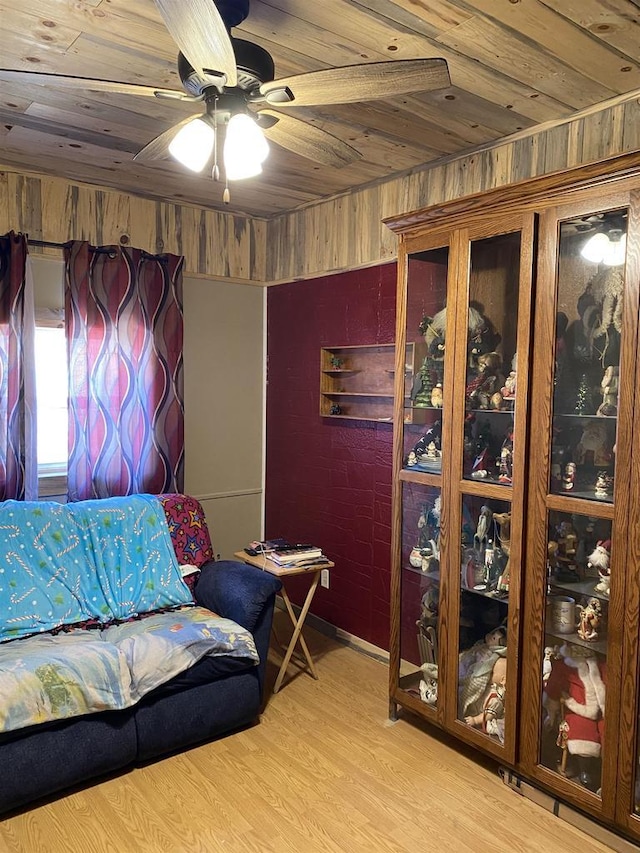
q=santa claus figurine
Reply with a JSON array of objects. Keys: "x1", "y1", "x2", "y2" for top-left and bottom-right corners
[
  {"x1": 543, "y1": 643, "x2": 606, "y2": 792},
  {"x1": 589, "y1": 539, "x2": 612, "y2": 597}
]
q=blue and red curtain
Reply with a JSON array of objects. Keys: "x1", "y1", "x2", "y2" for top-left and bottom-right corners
[
  {"x1": 0, "y1": 232, "x2": 37, "y2": 500},
  {"x1": 64, "y1": 241, "x2": 185, "y2": 500}
]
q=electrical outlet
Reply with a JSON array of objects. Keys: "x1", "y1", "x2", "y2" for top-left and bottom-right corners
[{"x1": 321, "y1": 568, "x2": 330, "y2": 589}]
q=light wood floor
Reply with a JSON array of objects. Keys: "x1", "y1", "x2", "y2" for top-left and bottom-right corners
[{"x1": 0, "y1": 612, "x2": 621, "y2": 853}]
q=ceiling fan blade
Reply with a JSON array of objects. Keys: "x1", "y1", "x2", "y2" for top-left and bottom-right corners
[
  {"x1": 0, "y1": 69, "x2": 197, "y2": 101},
  {"x1": 258, "y1": 110, "x2": 361, "y2": 168},
  {"x1": 261, "y1": 58, "x2": 450, "y2": 107},
  {"x1": 154, "y1": 0, "x2": 237, "y2": 87},
  {"x1": 133, "y1": 115, "x2": 202, "y2": 162}
]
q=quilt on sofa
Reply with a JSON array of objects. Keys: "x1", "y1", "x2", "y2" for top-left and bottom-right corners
[
  {"x1": 0, "y1": 606, "x2": 258, "y2": 734},
  {"x1": 0, "y1": 494, "x2": 260, "y2": 735}
]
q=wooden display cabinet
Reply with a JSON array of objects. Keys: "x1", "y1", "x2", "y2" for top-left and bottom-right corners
[{"x1": 387, "y1": 155, "x2": 640, "y2": 844}]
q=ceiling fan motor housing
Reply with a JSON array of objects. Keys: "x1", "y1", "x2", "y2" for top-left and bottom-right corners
[
  {"x1": 214, "y1": 0, "x2": 250, "y2": 29},
  {"x1": 178, "y1": 38, "x2": 274, "y2": 96}
]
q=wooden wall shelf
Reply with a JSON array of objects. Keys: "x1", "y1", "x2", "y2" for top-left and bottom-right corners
[{"x1": 320, "y1": 344, "x2": 416, "y2": 422}]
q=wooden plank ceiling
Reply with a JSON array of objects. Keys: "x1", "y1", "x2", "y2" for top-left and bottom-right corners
[{"x1": 1, "y1": 0, "x2": 640, "y2": 219}]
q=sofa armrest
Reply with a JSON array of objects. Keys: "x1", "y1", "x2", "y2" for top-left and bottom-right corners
[{"x1": 194, "y1": 560, "x2": 281, "y2": 632}]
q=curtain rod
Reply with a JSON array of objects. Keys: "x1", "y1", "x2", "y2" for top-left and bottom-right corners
[
  {"x1": 27, "y1": 238, "x2": 167, "y2": 261},
  {"x1": 29, "y1": 239, "x2": 115, "y2": 255}
]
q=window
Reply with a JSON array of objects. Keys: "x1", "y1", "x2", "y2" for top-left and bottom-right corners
[{"x1": 35, "y1": 325, "x2": 68, "y2": 494}]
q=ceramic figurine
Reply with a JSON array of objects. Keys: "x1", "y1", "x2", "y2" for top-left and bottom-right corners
[
  {"x1": 497, "y1": 429, "x2": 514, "y2": 484},
  {"x1": 430, "y1": 383, "x2": 443, "y2": 408},
  {"x1": 465, "y1": 351, "x2": 504, "y2": 410},
  {"x1": 500, "y1": 354, "x2": 517, "y2": 408},
  {"x1": 577, "y1": 597, "x2": 602, "y2": 643},
  {"x1": 410, "y1": 358, "x2": 434, "y2": 408},
  {"x1": 596, "y1": 365, "x2": 619, "y2": 417},
  {"x1": 330, "y1": 403, "x2": 342, "y2": 415},
  {"x1": 543, "y1": 643, "x2": 606, "y2": 792},
  {"x1": 594, "y1": 470, "x2": 614, "y2": 500},
  {"x1": 562, "y1": 461, "x2": 576, "y2": 491},
  {"x1": 574, "y1": 420, "x2": 612, "y2": 467},
  {"x1": 589, "y1": 539, "x2": 612, "y2": 597}
]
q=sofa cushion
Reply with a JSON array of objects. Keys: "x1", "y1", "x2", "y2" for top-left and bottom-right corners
[{"x1": 0, "y1": 495, "x2": 192, "y2": 641}]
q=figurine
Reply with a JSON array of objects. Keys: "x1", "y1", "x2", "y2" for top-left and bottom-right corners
[
  {"x1": 473, "y1": 505, "x2": 493, "y2": 555},
  {"x1": 594, "y1": 470, "x2": 614, "y2": 500},
  {"x1": 574, "y1": 420, "x2": 612, "y2": 467},
  {"x1": 589, "y1": 540, "x2": 611, "y2": 597},
  {"x1": 468, "y1": 421, "x2": 495, "y2": 480},
  {"x1": 464, "y1": 655, "x2": 507, "y2": 742},
  {"x1": 562, "y1": 461, "x2": 576, "y2": 491},
  {"x1": 497, "y1": 429, "x2": 514, "y2": 484},
  {"x1": 500, "y1": 354, "x2": 517, "y2": 408},
  {"x1": 493, "y1": 511, "x2": 511, "y2": 592},
  {"x1": 466, "y1": 352, "x2": 504, "y2": 410},
  {"x1": 543, "y1": 646, "x2": 558, "y2": 684},
  {"x1": 330, "y1": 403, "x2": 342, "y2": 415},
  {"x1": 410, "y1": 358, "x2": 432, "y2": 408},
  {"x1": 458, "y1": 627, "x2": 508, "y2": 729},
  {"x1": 430, "y1": 383, "x2": 443, "y2": 408},
  {"x1": 596, "y1": 365, "x2": 619, "y2": 417},
  {"x1": 406, "y1": 422, "x2": 442, "y2": 471},
  {"x1": 543, "y1": 643, "x2": 606, "y2": 792},
  {"x1": 577, "y1": 597, "x2": 602, "y2": 643}
]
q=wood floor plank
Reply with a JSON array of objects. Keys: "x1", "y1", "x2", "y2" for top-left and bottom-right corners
[{"x1": 0, "y1": 613, "x2": 620, "y2": 852}]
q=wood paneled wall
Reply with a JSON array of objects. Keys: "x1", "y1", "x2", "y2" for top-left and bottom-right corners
[
  {"x1": 2, "y1": 98, "x2": 640, "y2": 285},
  {"x1": 266, "y1": 98, "x2": 640, "y2": 283},
  {"x1": 0, "y1": 169, "x2": 268, "y2": 284}
]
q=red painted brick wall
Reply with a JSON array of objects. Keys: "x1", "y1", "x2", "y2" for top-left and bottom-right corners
[{"x1": 265, "y1": 263, "x2": 397, "y2": 651}]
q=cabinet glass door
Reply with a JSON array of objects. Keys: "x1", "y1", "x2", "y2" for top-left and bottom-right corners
[
  {"x1": 463, "y1": 232, "x2": 522, "y2": 486},
  {"x1": 521, "y1": 198, "x2": 634, "y2": 823},
  {"x1": 536, "y1": 208, "x2": 627, "y2": 803},
  {"x1": 402, "y1": 247, "x2": 450, "y2": 474},
  {"x1": 452, "y1": 228, "x2": 530, "y2": 758},
  {"x1": 392, "y1": 243, "x2": 450, "y2": 717},
  {"x1": 541, "y1": 510, "x2": 611, "y2": 793},
  {"x1": 397, "y1": 482, "x2": 442, "y2": 707}
]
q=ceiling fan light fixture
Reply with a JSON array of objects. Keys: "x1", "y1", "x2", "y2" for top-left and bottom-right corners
[
  {"x1": 580, "y1": 231, "x2": 610, "y2": 264},
  {"x1": 168, "y1": 117, "x2": 215, "y2": 172},
  {"x1": 223, "y1": 113, "x2": 269, "y2": 180},
  {"x1": 603, "y1": 231, "x2": 626, "y2": 267}
]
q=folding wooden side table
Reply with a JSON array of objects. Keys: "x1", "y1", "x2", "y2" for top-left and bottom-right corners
[{"x1": 233, "y1": 550, "x2": 334, "y2": 693}]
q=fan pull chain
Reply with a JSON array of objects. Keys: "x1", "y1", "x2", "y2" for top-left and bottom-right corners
[
  {"x1": 212, "y1": 98, "x2": 220, "y2": 182},
  {"x1": 223, "y1": 177, "x2": 230, "y2": 204}
]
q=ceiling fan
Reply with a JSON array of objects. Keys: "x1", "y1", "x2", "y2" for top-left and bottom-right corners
[{"x1": 0, "y1": 0, "x2": 451, "y2": 202}]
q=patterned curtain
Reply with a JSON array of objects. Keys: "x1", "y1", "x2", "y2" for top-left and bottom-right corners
[
  {"x1": 0, "y1": 232, "x2": 37, "y2": 500},
  {"x1": 64, "y1": 241, "x2": 184, "y2": 500}
]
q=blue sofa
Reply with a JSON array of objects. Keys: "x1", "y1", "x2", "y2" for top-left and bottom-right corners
[{"x1": 0, "y1": 495, "x2": 280, "y2": 815}]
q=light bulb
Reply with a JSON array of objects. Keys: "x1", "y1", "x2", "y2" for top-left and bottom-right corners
[
  {"x1": 603, "y1": 232, "x2": 626, "y2": 266},
  {"x1": 580, "y1": 232, "x2": 609, "y2": 264},
  {"x1": 168, "y1": 118, "x2": 215, "y2": 173},
  {"x1": 223, "y1": 113, "x2": 269, "y2": 181}
]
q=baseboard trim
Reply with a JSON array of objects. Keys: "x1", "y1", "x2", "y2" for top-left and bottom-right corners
[
  {"x1": 500, "y1": 768, "x2": 639, "y2": 852},
  {"x1": 274, "y1": 596, "x2": 389, "y2": 664}
]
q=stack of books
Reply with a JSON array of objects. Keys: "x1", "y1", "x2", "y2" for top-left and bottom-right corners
[{"x1": 246, "y1": 539, "x2": 328, "y2": 568}]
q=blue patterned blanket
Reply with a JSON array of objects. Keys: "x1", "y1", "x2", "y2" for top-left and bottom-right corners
[{"x1": 0, "y1": 495, "x2": 193, "y2": 642}]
